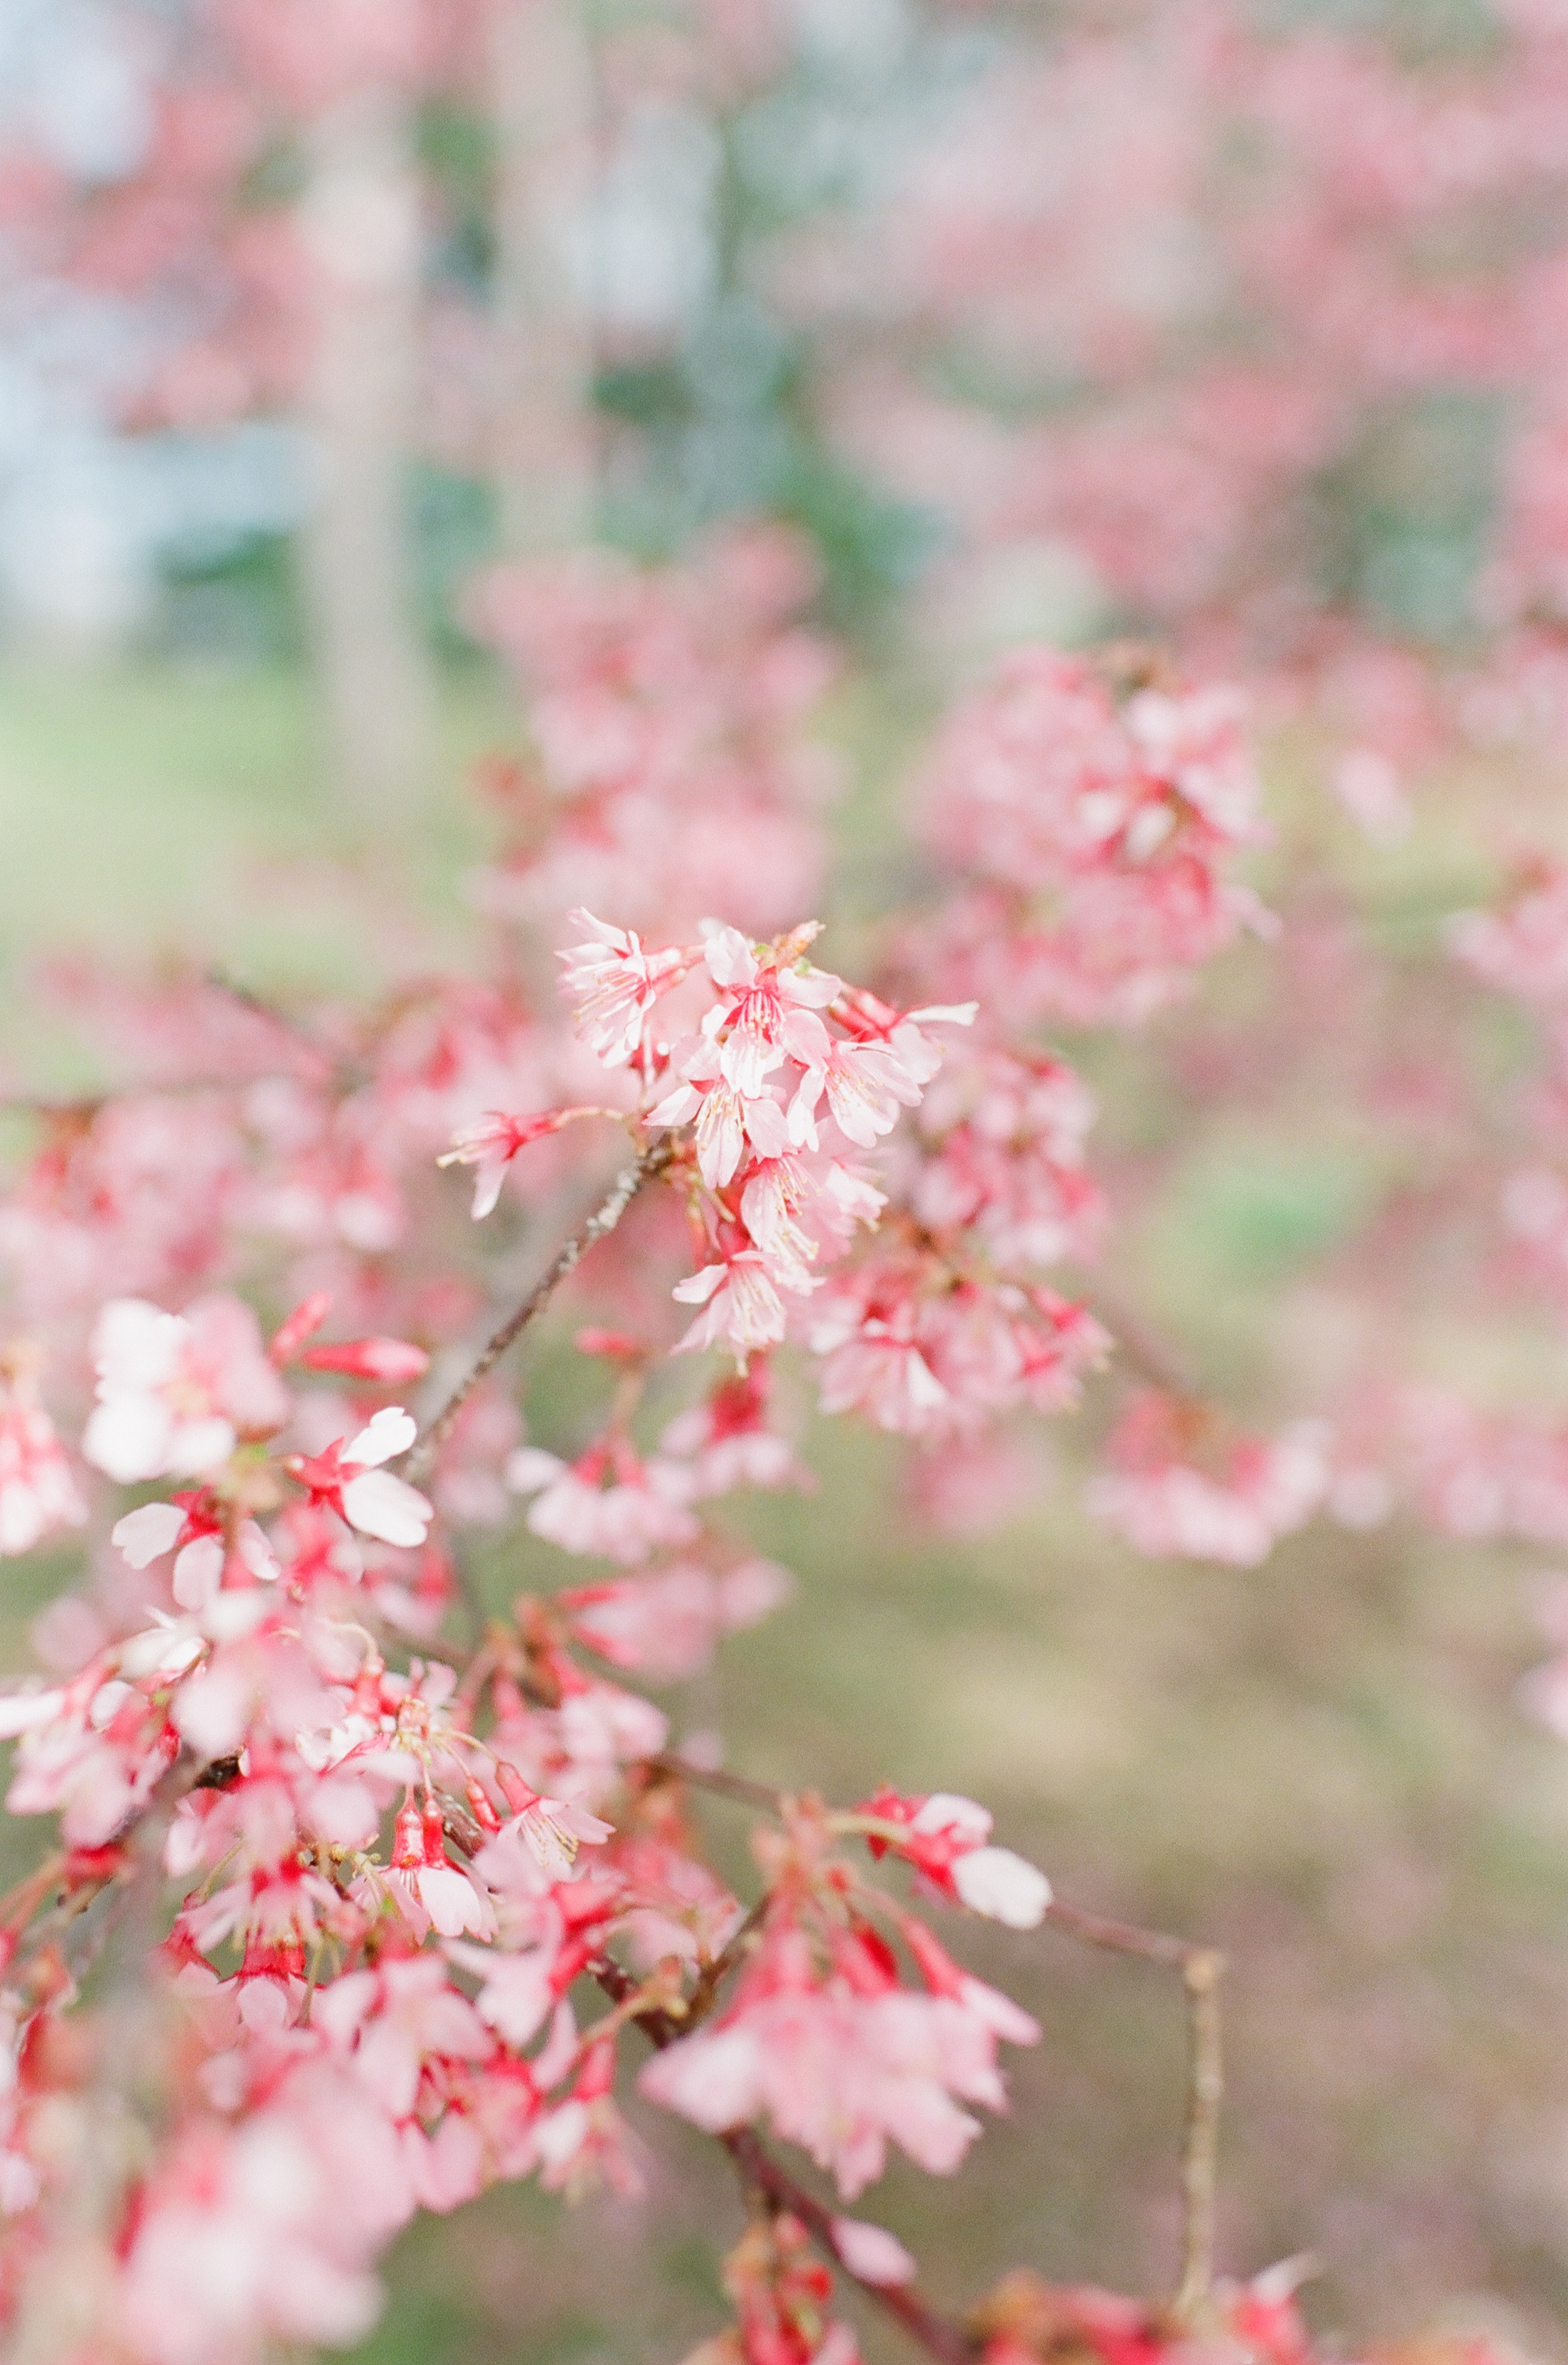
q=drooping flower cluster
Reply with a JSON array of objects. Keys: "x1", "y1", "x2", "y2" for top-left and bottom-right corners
[
  {"x1": 0, "y1": 1353, "x2": 1054, "y2": 2362},
  {"x1": 547, "y1": 910, "x2": 975, "y2": 1372},
  {"x1": 0, "y1": 899, "x2": 1093, "y2": 2364},
  {"x1": 918, "y1": 653, "x2": 1268, "y2": 1028},
  {"x1": 1087, "y1": 1393, "x2": 1332, "y2": 1571}
]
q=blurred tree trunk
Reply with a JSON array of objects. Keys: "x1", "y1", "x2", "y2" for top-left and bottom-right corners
[
  {"x1": 488, "y1": 0, "x2": 595, "y2": 556},
  {"x1": 299, "y1": 83, "x2": 436, "y2": 816}
]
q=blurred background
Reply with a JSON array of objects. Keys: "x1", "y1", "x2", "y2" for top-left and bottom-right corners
[{"x1": 8, "y1": 0, "x2": 1568, "y2": 2360}]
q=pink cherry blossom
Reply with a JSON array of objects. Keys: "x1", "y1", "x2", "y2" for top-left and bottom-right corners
[
  {"x1": 558, "y1": 1557, "x2": 793, "y2": 1683},
  {"x1": 83, "y1": 1294, "x2": 291, "y2": 1483},
  {"x1": 0, "y1": 1368, "x2": 85, "y2": 1557},
  {"x1": 289, "y1": 1407, "x2": 433, "y2": 1550},
  {"x1": 557, "y1": 910, "x2": 694, "y2": 1067},
  {"x1": 437, "y1": 1106, "x2": 603, "y2": 1220},
  {"x1": 506, "y1": 1439, "x2": 698, "y2": 1563},
  {"x1": 1088, "y1": 1394, "x2": 1331, "y2": 1567}
]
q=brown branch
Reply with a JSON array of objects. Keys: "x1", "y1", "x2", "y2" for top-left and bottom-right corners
[
  {"x1": 407, "y1": 1134, "x2": 676, "y2": 1476},
  {"x1": 1173, "y1": 1950, "x2": 1224, "y2": 2322},
  {"x1": 592, "y1": 1955, "x2": 974, "y2": 2365},
  {"x1": 688, "y1": 1892, "x2": 769, "y2": 2027},
  {"x1": 1084, "y1": 1279, "x2": 1197, "y2": 1400},
  {"x1": 1044, "y1": 1900, "x2": 1224, "y2": 2321},
  {"x1": 723, "y1": 2126, "x2": 975, "y2": 2365},
  {"x1": 201, "y1": 969, "x2": 341, "y2": 1071},
  {"x1": 644, "y1": 1753, "x2": 786, "y2": 1814},
  {"x1": 0, "y1": 1074, "x2": 305, "y2": 1120},
  {"x1": 1041, "y1": 1896, "x2": 1200, "y2": 1972}
]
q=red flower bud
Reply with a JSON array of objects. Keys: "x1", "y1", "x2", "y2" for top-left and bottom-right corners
[
  {"x1": 299, "y1": 1337, "x2": 430, "y2": 1383},
  {"x1": 269, "y1": 1292, "x2": 332, "y2": 1366}
]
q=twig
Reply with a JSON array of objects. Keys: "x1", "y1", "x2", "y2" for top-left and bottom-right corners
[
  {"x1": 1041, "y1": 1895, "x2": 1199, "y2": 1971},
  {"x1": 723, "y1": 2126, "x2": 975, "y2": 2365},
  {"x1": 1044, "y1": 1900, "x2": 1225, "y2": 2321},
  {"x1": 201, "y1": 968, "x2": 338, "y2": 1071},
  {"x1": 407, "y1": 1135, "x2": 676, "y2": 1476},
  {"x1": 0, "y1": 1074, "x2": 305, "y2": 1119},
  {"x1": 688, "y1": 1892, "x2": 769, "y2": 2025},
  {"x1": 592, "y1": 1956, "x2": 974, "y2": 2365},
  {"x1": 644, "y1": 1753, "x2": 786, "y2": 1813},
  {"x1": 1174, "y1": 1950, "x2": 1224, "y2": 2321},
  {"x1": 1085, "y1": 1279, "x2": 1198, "y2": 1400}
]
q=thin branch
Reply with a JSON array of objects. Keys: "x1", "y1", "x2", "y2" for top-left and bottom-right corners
[
  {"x1": 407, "y1": 1135, "x2": 676, "y2": 1476},
  {"x1": 1044, "y1": 1900, "x2": 1225, "y2": 2321},
  {"x1": 688, "y1": 1892, "x2": 769, "y2": 2026},
  {"x1": 644, "y1": 1753, "x2": 786, "y2": 1814},
  {"x1": 1174, "y1": 1950, "x2": 1224, "y2": 2322},
  {"x1": 0, "y1": 1074, "x2": 305, "y2": 1120},
  {"x1": 723, "y1": 2126, "x2": 975, "y2": 2365},
  {"x1": 201, "y1": 969, "x2": 339, "y2": 1071},
  {"x1": 1041, "y1": 1895, "x2": 1200, "y2": 1972},
  {"x1": 592, "y1": 1956, "x2": 974, "y2": 2365},
  {"x1": 1084, "y1": 1279, "x2": 1198, "y2": 1400}
]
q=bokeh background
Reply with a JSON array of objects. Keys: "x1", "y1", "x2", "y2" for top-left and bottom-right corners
[{"x1": 8, "y1": 1, "x2": 1568, "y2": 2361}]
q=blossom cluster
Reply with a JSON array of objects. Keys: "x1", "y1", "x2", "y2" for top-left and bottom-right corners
[
  {"x1": 466, "y1": 529, "x2": 836, "y2": 942},
  {"x1": 919, "y1": 652, "x2": 1269, "y2": 1029},
  {"x1": 0, "y1": 907, "x2": 1081, "y2": 2361}
]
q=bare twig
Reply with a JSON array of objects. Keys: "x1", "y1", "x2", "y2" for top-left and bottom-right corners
[
  {"x1": 1174, "y1": 1950, "x2": 1224, "y2": 2321},
  {"x1": 0, "y1": 1074, "x2": 305, "y2": 1120},
  {"x1": 407, "y1": 1134, "x2": 676, "y2": 1476},
  {"x1": 688, "y1": 1892, "x2": 769, "y2": 2026},
  {"x1": 1083, "y1": 1279, "x2": 1198, "y2": 1400},
  {"x1": 201, "y1": 968, "x2": 339, "y2": 1070},
  {"x1": 1044, "y1": 1900, "x2": 1225, "y2": 2321},
  {"x1": 1041, "y1": 1895, "x2": 1199, "y2": 1971},
  {"x1": 644, "y1": 1753, "x2": 786, "y2": 1814}
]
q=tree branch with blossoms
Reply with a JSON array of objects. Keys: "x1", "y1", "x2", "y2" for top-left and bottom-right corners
[
  {"x1": 648, "y1": 1749, "x2": 1228, "y2": 2337},
  {"x1": 0, "y1": 906, "x2": 1098, "y2": 2363},
  {"x1": 0, "y1": 603, "x2": 1481, "y2": 2365}
]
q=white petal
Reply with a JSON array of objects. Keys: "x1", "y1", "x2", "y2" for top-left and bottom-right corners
[
  {"x1": 93, "y1": 1298, "x2": 182, "y2": 1385},
  {"x1": 172, "y1": 1535, "x2": 224, "y2": 1611},
  {"x1": 0, "y1": 1689, "x2": 65, "y2": 1738},
  {"x1": 168, "y1": 1415, "x2": 237, "y2": 1478},
  {"x1": 83, "y1": 1398, "x2": 172, "y2": 1484},
  {"x1": 671, "y1": 1263, "x2": 726, "y2": 1307},
  {"x1": 471, "y1": 1159, "x2": 507, "y2": 1221},
  {"x1": 112, "y1": 1503, "x2": 185, "y2": 1569},
  {"x1": 703, "y1": 927, "x2": 756, "y2": 988},
  {"x1": 911, "y1": 1793, "x2": 993, "y2": 1847},
  {"x1": 831, "y1": 2218, "x2": 917, "y2": 2285},
  {"x1": 341, "y1": 1468, "x2": 433, "y2": 1548},
  {"x1": 951, "y1": 1847, "x2": 1051, "y2": 1929},
  {"x1": 505, "y1": 1446, "x2": 565, "y2": 1496},
  {"x1": 344, "y1": 1406, "x2": 417, "y2": 1468}
]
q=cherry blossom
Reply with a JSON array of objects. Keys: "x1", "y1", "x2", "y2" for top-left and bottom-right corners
[
  {"x1": 438, "y1": 1107, "x2": 606, "y2": 1221},
  {"x1": 558, "y1": 911, "x2": 694, "y2": 1067},
  {"x1": 858, "y1": 1790, "x2": 1053, "y2": 1929},
  {"x1": 287, "y1": 1407, "x2": 433, "y2": 1550},
  {"x1": 506, "y1": 1440, "x2": 699, "y2": 1563},
  {"x1": 1087, "y1": 1395, "x2": 1331, "y2": 1568},
  {"x1": 83, "y1": 1294, "x2": 290, "y2": 1484},
  {"x1": 0, "y1": 1367, "x2": 85, "y2": 1557}
]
